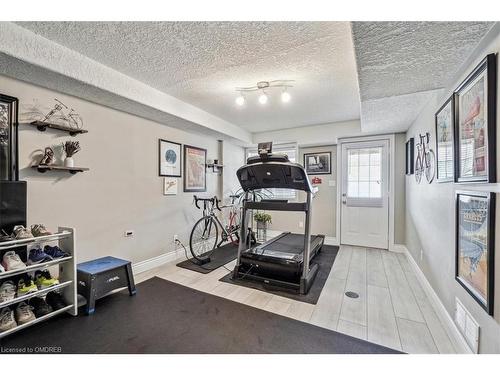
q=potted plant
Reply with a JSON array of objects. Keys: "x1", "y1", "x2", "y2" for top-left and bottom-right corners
[
  {"x1": 62, "y1": 140, "x2": 81, "y2": 168},
  {"x1": 254, "y1": 211, "x2": 272, "y2": 242}
]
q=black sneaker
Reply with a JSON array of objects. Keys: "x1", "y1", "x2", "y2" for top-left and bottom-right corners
[
  {"x1": 29, "y1": 297, "x2": 53, "y2": 318},
  {"x1": 46, "y1": 291, "x2": 66, "y2": 310}
]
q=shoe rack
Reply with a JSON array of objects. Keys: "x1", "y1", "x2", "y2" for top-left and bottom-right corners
[{"x1": 0, "y1": 226, "x2": 77, "y2": 339}]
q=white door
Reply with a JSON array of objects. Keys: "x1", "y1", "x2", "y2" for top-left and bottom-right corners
[{"x1": 340, "y1": 140, "x2": 389, "y2": 249}]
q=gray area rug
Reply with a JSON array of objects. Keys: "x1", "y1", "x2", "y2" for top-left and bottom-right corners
[{"x1": 0, "y1": 277, "x2": 400, "y2": 354}]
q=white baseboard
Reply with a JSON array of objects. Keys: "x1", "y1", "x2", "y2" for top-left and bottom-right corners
[
  {"x1": 132, "y1": 250, "x2": 181, "y2": 275},
  {"x1": 324, "y1": 236, "x2": 339, "y2": 246},
  {"x1": 390, "y1": 244, "x2": 407, "y2": 253},
  {"x1": 401, "y1": 245, "x2": 472, "y2": 354}
]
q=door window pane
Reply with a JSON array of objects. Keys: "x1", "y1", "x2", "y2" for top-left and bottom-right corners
[{"x1": 347, "y1": 147, "x2": 383, "y2": 199}]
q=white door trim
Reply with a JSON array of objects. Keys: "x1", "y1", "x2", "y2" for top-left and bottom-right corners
[{"x1": 336, "y1": 134, "x2": 396, "y2": 251}]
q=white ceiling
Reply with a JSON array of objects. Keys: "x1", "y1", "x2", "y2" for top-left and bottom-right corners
[
  {"x1": 351, "y1": 21, "x2": 494, "y2": 132},
  {"x1": 17, "y1": 21, "x2": 361, "y2": 133}
]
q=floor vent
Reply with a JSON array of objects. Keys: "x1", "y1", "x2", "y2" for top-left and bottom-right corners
[{"x1": 345, "y1": 291, "x2": 359, "y2": 299}]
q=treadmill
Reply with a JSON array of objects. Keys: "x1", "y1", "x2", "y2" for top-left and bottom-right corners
[{"x1": 232, "y1": 142, "x2": 325, "y2": 294}]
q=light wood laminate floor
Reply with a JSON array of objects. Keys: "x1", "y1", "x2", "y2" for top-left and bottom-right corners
[{"x1": 135, "y1": 245, "x2": 456, "y2": 354}]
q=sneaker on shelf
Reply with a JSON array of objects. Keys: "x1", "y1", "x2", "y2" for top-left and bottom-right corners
[
  {"x1": 0, "y1": 229, "x2": 14, "y2": 243},
  {"x1": 35, "y1": 270, "x2": 59, "y2": 289},
  {"x1": 17, "y1": 276, "x2": 39, "y2": 296},
  {"x1": 15, "y1": 302, "x2": 36, "y2": 325},
  {"x1": 31, "y1": 224, "x2": 52, "y2": 237},
  {"x1": 43, "y1": 245, "x2": 69, "y2": 259},
  {"x1": 0, "y1": 263, "x2": 4, "y2": 273},
  {"x1": 29, "y1": 297, "x2": 53, "y2": 318},
  {"x1": 0, "y1": 307, "x2": 17, "y2": 332},
  {"x1": 1, "y1": 251, "x2": 27, "y2": 271},
  {"x1": 27, "y1": 247, "x2": 53, "y2": 265},
  {"x1": 46, "y1": 291, "x2": 67, "y2": 310},
  {"x1": 12, "y1": 225, "x2": 33, "y2": 240},
  {"x1": 0, "y1": 281, "x2": 16, "y2": 303}
]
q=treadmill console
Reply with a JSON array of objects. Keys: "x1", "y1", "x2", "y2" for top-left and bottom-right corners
[{"x1": 258, "y1": 142, "x2": 273, "y2": 156}]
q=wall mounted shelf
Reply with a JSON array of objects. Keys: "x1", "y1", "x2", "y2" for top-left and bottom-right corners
[
  {"x1": 206, "y1": 163, "x2": 224, "y2": 175},
  {"x1": 33, "y1": 165, "x2": 89, "y2": 174},
  {"x1": 24, "y1": 121, "x2": 88, "y2": 136}
]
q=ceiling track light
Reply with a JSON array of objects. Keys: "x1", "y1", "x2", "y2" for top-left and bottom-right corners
[{"x1": 234, "y1": 79, "x2": 294, "y2": 107}]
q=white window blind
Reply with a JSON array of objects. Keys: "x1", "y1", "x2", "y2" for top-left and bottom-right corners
[{"x1": 245, "y1": 144, "x2": 298, "y2": 201}]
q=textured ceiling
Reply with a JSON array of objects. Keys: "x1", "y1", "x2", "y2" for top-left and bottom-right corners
[
  {"x1": 17, "y1": 21, "x2": 361, "y2": 133},
  {"x1": 352, "y1": 21, "x2": 494, "y2": 132}
]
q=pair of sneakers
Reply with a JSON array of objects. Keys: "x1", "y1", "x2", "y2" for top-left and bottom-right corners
[
  {"x1": 1, "y1": 251, "x2": 26, "y2": 271},
  {"x1": 7, "y1": 224, "x2": 52, "y2": 241},
  {"x1": 28, "y1": 245, "x2": 69, "y2": 265},
  {"x1": 0, "y1": 303, "x2": 36, "y2": 332}
]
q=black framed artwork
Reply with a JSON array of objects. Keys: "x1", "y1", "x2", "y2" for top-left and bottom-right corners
[
  {"x1": 303, "y1": 152, "x2": 331, "y2": 175},
  {"x1": 435, "y1": 97, "x2": 454, "y2": 182},
  {"x1": 454, "y1": 54, "x2": 497, "y2": 183},
  {"x1": 405, "y1": 138, "x2": 414, "y2": 175},
  {"x1": 183, "y1": 145, "x2": 207, "y2": 192},
  {"x1": 455, "y1": 190, "x2": 495, "y2": 315},
  {"x1": 158, "y1": 139, "x2": 182, "y2": 177},
  {"x1": 0, "y1": 94, "x2": 19, "y2": 181}
]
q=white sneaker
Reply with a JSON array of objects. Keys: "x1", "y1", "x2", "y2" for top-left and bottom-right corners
[
  {"x1": 0, "y1": 281, "x2": 16, "y2": 303},
  {"x1": 15, "y1": 302, "x2": 36, "y2": 325},
  {"x1": 1, "y1": 251, "x2": 27, "y2": 271},
  {"x1": 0, "y1": 307, "x2": 17, "y2": 332},
  {"x1": 13, "y1": 225, "x2": 33, "y2": 240},
  {"x1": 0, "y1": 263, "x2": 5, "y2": 273}
]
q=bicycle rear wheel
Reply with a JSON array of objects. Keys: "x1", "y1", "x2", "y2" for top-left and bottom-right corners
[{"x1": 189, "y1": 215, "x2": 219, "y2": 262}]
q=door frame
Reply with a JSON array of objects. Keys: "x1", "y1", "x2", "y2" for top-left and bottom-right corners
[{"x1": 336, "y1": 134, "x2": 396, "y2": 251}]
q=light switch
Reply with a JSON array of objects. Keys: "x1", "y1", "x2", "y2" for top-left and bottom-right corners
[{"x1": 328, "y1": 180, "x2": 336, "y2": 187}]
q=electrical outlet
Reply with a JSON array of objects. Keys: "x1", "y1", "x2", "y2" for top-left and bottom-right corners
[
  {"x1": 173, "y1": 234, "x2": 179, "y2": 243},
  {"x1": 124, "y1": 230, "x2": 134, "y2": 238},
  {"x1": 420, "y1": 248, "x2": 423, "y2": 261},
  {"x1": 299, "y1": 221, "x2": 304, "y2": 228}
]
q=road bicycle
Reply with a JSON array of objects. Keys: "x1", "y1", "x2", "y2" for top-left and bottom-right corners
[
  {"x1": 189, "y1": 194, "x2": 242, "y2": 263},
  {"x1": 40, "y1": 99, "x2": 84, "y2": 130},
  {"x1": 415, "y1": 132, "x2": 435, "y2": 184}
]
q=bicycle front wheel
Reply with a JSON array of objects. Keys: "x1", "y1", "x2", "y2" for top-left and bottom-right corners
[
  {"x1": 424, "y1": 150, "x2": 436, "y2": 183},
  {"x1": 189, "y1": 215, "x2": 219, "y2": 261}
]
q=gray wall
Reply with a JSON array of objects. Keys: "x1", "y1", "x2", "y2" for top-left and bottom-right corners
[
  {"x1": 1, "y1": 74, "x2": 244, "y2": 264},
  {"x1": 405, "y1": 29, "x2": 500, "y2": 353},
  {"x1": 269, "y1": 145, "x2": 337, "y2": 238}
]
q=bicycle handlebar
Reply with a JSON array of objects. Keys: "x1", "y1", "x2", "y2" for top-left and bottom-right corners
[{"x1": 193, "y1": 195, "x2": 221, "y2": 211}]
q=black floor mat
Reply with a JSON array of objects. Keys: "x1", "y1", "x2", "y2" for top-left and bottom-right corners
[
  {"x1": 0, "y1": 277, "x2": 401, "y2": 354},
  {"x1": 176, "y1": 242, "x2": 238, "y2": 274},
  {"x1": 219, "y1": 244, "x2": 339, "y2": 304}
]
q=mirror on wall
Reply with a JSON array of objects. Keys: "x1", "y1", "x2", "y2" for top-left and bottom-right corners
[{"x1": 0, "y1": 94, "x2": 19, "y2": 181}]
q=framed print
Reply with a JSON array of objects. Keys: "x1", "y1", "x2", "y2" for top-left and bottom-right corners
[
  {"x1": 0, "y1": 94, "x2": 19, "y2": 181},
  {"x1": 304, "y1": 152, "x2": 331, "y2": 175},
  {"x1": 159, "y1": 139, "x2": 181, "y2": 177},
  {"x1": 455, "y1": 191, "x2": 495, "y2": 315},
  {"x1": 435, "y1": 97, "x2": 454, "y2": 182},
  {"x1": 163, "y1": 177, "x2": 178, "y2": 195},
  {"x1": 183, "y1": 145, "x2": 207, "y2": 192},
  {"x1": 454, "y1": 54, "x2": 497, "y2": 183},
  {"x1": 405, "y1": 138, "x2": 414, "y2": 175}
]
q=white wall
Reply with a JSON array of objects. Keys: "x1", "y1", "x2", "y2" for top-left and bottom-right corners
[
  {"x1": 1, "y1": 74, "x2": 244, "y2": 265},
  {"x1": 405, "y1": 29, "x2": 500, "y2": 353}
]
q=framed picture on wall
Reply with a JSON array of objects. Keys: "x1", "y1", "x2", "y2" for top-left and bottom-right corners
[
  {"x1": 435, "y1": 97, "x2": 454, "y2": 182},
  {"x1": 454, "y1": 54, "x2": 497, "y2": 183},
  {"x1": 0, "y1": 93, "x2": 19, "y2": 181},
  {"x1": 405, "y1": 138, "x2": 414, "y2": 175},
  {"x1": 303, "y1": 152, "x2": 331, "y2": 175},
  {"x1": 184, "y1": 145, "x2": 207, "y2": 192},
  {"x1": 455, "y1": 190, "x2": 495, "y2": 315},
  {"x1": 159, "y1": 139, "x2": 182, "y2": 177},
  {"x1": 163, "y1": 177, "x2": 178, "y2": 195}
]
